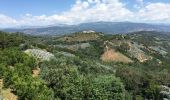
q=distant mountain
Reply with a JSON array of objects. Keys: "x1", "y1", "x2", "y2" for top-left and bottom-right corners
[{"x1": 2, "y1": 22, "x2": 170, "y2": 35}]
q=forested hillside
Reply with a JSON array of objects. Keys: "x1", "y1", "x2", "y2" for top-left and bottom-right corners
[{"x1": 0, "y1": 31, "x2": 170, "y2": 100}]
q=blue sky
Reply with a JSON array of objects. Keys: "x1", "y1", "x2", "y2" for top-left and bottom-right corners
[
  {"x1": 0, "y1": 0, "x2": 170, "y2": 27},
  {"x1": 0, "y1": 0, "x2": 73, "y2": 18}
]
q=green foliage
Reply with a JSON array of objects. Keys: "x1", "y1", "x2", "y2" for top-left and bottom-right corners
[
  {"x1": 40, "y1": 58, "x2": 125, "y2": 99},
  {"x1": 3, "y1": 63, "x2": 54, "y2": 100},
  {"x1": 91, "y1": 75, "x2": 125, "y2": 100},
  {"x1": 115, "y1": 65, "x2": 161, "y2": 99},
  {"x1": 41, "y1": 62, "x2": 80, "y2": 99},
  {"x1": 0, "y1": 47, "x2": 36, "y2": 69},
  {"x1": 0, "y1": 31, "x2": 24, "y2": 49},
  {"x1": 0, "y1": 63, "x2": 7, "y2": 79},
  {"x1": 76, "y1": 41, "x2": 104, "y2": 59},
  {"x1": 118, "y1": 42, "x2": 130, "y2": 53},
  {"x1": 1, "y1": 31, "x2": 170, "y2": 100},
  {"x1": 0, "y1": 46, "x2": 54, "y2": 99}
]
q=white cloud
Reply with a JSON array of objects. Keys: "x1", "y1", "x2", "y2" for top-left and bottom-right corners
[
  {"x1": 0, "y1": 0, "x2": 170, "y2": 28},
  {"x1": 0, "y1": 14, "x2": 17, "y2": 27},
  {"x1": 0, "y1": 0, "x2": 134, "y2": 27},
  {"x1": 138, "y1": 3, "x2": 170, "y2": 22},
  {"x1": 62, "y1": 0, "x2": 133, "y2": 23}
]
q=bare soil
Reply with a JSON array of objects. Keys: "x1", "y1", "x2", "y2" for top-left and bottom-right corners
[
  {"x1": 0, "y1": 79, "x2": 18, "y2": 100},
  {"x1": 101, "y1": 49, "x2": 133, "y2": 63},
  {"x1": 32, "y1": 67, "x2": 40, "y2": 77}
]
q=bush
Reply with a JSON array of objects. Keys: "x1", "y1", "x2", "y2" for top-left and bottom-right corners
[
  {"x1": 3, "y1": 63, "x2": 54, "y2": 100},
  {"x1": 0, "y1": 48, "x2": 36, "y2": 69}
]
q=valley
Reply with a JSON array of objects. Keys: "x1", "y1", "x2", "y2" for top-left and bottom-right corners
[
  {"x1": 1, "y1": 0, "x2": 170, "y2": 99},
  {"x1": 0, "y1": 30, "x2": 170, "y2": 99}
]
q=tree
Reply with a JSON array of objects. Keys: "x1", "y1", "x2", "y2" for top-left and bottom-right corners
[
  {"x1": 40, "y1": 59, "x2": 125, "y2": 99},
  {"x1": 91, "y1": 75, "x2": 125, "y2": 100}
]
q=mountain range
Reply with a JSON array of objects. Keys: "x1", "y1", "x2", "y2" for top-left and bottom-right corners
[{"x1": 2, "y1": 22, "x2": 170, "y2": 35}]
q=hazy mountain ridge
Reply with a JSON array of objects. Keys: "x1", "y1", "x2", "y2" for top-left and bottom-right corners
[{"x1": 3, "y1": 22, "x2": 170, "y2": 35}]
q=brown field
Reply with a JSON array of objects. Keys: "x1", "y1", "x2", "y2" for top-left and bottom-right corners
[{"x1": 101, "y1": 49, "x2": 133, "y2": 63}]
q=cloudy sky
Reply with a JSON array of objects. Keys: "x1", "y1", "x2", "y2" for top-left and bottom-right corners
[{"x1": 0, "y1": 0, "x2": 170, "y2": 28}]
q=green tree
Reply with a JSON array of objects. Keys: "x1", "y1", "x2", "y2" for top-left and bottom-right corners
[{"x1": 91, "y1": 75, "x2": 125, "y2": 100}]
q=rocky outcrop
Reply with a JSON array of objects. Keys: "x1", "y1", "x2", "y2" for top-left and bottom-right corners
[{"x1": 127, "y1": 42, "x2": 151, "y2": 62}]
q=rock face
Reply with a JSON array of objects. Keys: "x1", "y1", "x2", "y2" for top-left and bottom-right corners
[
  {"x1": 25, "y1": 49, "x2": 55, "y2": 61},
  {"x1": 104, "y1": 39, "x2": 151, "y2": 62},
  {"x1": 128, "y1": 42, "x2": 151, "y2": 62}
]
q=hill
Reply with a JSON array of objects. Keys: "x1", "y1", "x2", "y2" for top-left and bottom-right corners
[{"x1": 1, "y1": 31, "x2": 170, "y2": 100}]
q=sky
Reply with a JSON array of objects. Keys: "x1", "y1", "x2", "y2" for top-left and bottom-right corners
[{"x1": 0, "y1": 0, "x2": 170, "y2": 28}]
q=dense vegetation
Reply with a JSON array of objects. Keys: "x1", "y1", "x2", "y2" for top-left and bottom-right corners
[{"x1": 0, "y1": 31, "x2": 170, "y2": 100}]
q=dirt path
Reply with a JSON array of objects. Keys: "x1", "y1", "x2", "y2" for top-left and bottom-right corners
[
  {"x1": 2, "y1": 89, "x2": 18, "y2": 100},
  {"x1": 0, "y1": 79, "x2": 2, "y2": 90}
]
